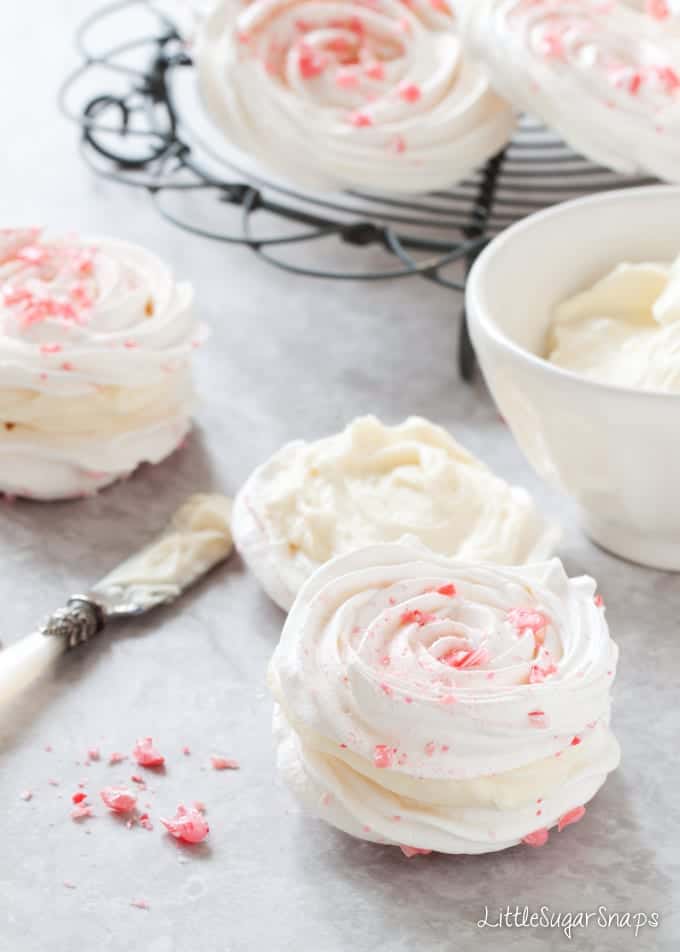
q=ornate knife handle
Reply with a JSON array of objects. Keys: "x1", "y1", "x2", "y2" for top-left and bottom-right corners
[{"x1": 39, "y1": 597, "x2": 106, "y2": 650}]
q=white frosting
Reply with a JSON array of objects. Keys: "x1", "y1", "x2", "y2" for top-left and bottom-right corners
[
  {"x1": 269, "y1": 541, "x2": 619, "y2": 854},
  {"x1": 196, "y1": 0, "x2": 515, "y2": 193},
  {"x1": 548, "y1": 256, "x2": 680, "y2": 393},
  {"x1": 233, "y1": 416, "x2": 560, "y2": 611},
  {"x1": 0, "y1": 229, "x2": 201, "y2": 499},
  {"x1": 92, "y1": 493, "x2": 233, "y2": 608},
  {"x1": 459, "y1": 0, "x2": 680, "y2": 181}
]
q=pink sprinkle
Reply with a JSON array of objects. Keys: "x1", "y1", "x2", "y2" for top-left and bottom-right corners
[
  {"x1": 558, "y1": 805, "x2": 586, "y2": 832},
  {"x1": 507, "y1": 608, "x2": 549, "y2": 635},
  {"x1": 404, "y1": 696, "x2": 413, "y2": 704},
  {"x1": 132, "y1": 737, "x2": 165, "y2": 768},
  {"x1": 182, "y1": 746, "x2": 191, "y2": 756},
  {"x1": 87, "y1": 747, "x2": 100, "y2": 762},
  {"x1": 646, "y1": 0, "x2": 669, "y2": 19},
  {"x1": 63, "y1": 881, "x2": 77, "y2": 890},
  {"x1": 398, "y1": 82, "x2": 421, "y2": 103},
  {"x1": 39, "y1": 343, "x2": 62, "y2": 355},
  {"x1": 424, "y1": 741, "x2": 436, "y2": 757},
  {"x1": 522, "y1": 828, "x2": 549, "y2": 848},
  {"x1": 335, "y1": 68, "x2": 360, "y2": 89},
  {"x1": 71, "y1": 804, "x2": 94, "y2": 821},
  {"x1": 60, "y1": 361, "x2": 75, "y2": 372},
  {"x1": 364, "y1": 61, "x2": 385, "y2": 81},
  {"x1": 373, "y1": 744, "x2": 395, "y2": 769},
  {"x1": 123, "y1": 339, "x2": 138, "y2": 349},
  {"x1": 400, "y1": 609, "x2": 435, "y2": 627},
  {"x1": 108, "y1": 752, "x2": 126, "y2": 765},
  {"x1": 100, "y1": 786, "x2": 137, "y2": 814},
  {"x1": 19, "y1": 790, "x2": 32, "y2": 801},
  {"x1": 441, "y1": 645, "x2": 490, "y2": 670},
  {"x1": 298, "y1": 43, "x2": 327, "y2": 80},
  {"x1": 400, "y1": 846, "x2": 432, "y2": 858},
  {"x1": 72, "y1": 792, "x2": 87, "y2": 804},
  {"x1": 210, "y1": 755, "x2": 240, "y2": 771},
  {"x1": 570, "y1": 736, "x2": 581, "y2": 747},
  {"x1": 160, "y1": 804, "x2": 209, "y2": 844},
  {"x1": 594, "y1": 594, "x2": 604, "y2": 608},
  {"x1": 348, "y1": 111, "x2": 373, "y2": 128},
  {"x1": 539, "y1": 32, "x2": 564, "y2": 59},
  {"x1": 528, "y1": 710, "x2": 549, "y2": 728},
  {"x1": 379, "y1": 683, "x2": 393, "y2": 697},
  {"x1": 130, "y1": 898, "x2": 150, "y2": 910},
  {"x1": 629, "y1": 72, "x2": 643, "y2": 95},
  {"x1": 131, "y1": 774, "x2": 145, "y2": 785},
  {"x1": 439, "y1": 693, "x2": 457, "y2": 705},
  {"x1": 138, "y1": 813, "x2": 154, "y2": 831},
  {"x1": 437, "y1": 583, "x2": 456, "y2": 597}
]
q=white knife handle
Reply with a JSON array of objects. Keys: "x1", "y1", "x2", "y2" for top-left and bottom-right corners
[
  {"x1": 0, "y1": 631, "x2": 65, "y2": 707},
  {"x1": 0, "y1": 598, "x2": 104, "y2": 708}
]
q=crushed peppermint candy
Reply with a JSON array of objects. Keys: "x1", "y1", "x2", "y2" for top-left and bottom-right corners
[{"x1": 160, "y1": 804, "x2": 209, "y2": 844}]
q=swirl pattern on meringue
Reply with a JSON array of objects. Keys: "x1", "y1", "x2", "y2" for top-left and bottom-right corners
[
  {"x1": 0, "y1": 229, "x2": 201, "y2": 499},
  {"x1": 269, "y1": 541, "x2": 620, "y2": 854},
  {"x1": 232, "y1": 416, "x2": 559, "y2": 611},
  {"x1": 458, "y1": 0, "x2": 680, "y2": 181},
  {"x1": 196, "y1": 0, "x2": 515, "y2": 193}
]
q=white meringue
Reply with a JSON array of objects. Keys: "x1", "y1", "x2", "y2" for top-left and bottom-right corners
[
  {"x1": 233, "y1": 416, "x2": 560, "y2": 611},
  {"x1": 548, "y1": 255, "x2": 680, "y2": 393},
  {"x1": 0, "y1": 229, "x2": 201, "y2": 499},
  {"x1": 269, "y1": 540, "x2": 619, "y2": 855},
  {"x1": 459, "y1": 0, "x2": 680, "y2": 182},
  {"x1": 196, "y1": 0, "x2": 515, "y2": 193}
]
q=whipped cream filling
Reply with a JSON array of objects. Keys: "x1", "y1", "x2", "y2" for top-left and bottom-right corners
[
  {"x1": 0, "y1": 229, "x2": 201, "y2": 498},
  {"x1": 548, "y1": 256, "x2": 680, "y2": 393},
  {"x1": 197, "y1": 0, "x2": 515, "y2": 193},
  {"x1": 233, "y1": 416, "x2": 559, "y2": 610},
  {"x1": 269, "y1": 541, "x2": 619, "y2": 854},
  {"x1": 459, "y1": 0, "x2": 680, "y2": 182}
]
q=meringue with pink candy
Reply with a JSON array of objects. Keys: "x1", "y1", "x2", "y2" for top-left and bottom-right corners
[
  {"x1": 196, "y1": 0, "x2": 515, "y2": 193},
  {"x1": 0, "y1": 228, "x2": 202, "y2": 500},
  {"x1": 268, "y1": 540, "x2": 619, "y2": 855},
  {"x1": 458, "y1": 0, "x2": 680, "y2": 181}
]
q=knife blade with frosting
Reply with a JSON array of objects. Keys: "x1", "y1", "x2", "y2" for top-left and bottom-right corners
[{"x1": 0, "y1": 494, "x2": 233, "y2": 707}]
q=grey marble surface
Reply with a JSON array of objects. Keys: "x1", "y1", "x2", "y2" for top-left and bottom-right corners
[{"x1": 1, "y1": 4, "x2": 678, "y2": 951}]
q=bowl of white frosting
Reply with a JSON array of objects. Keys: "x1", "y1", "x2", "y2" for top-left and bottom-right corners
[{"x1": 466, "y1": 185, "x2": 680, "y2": 571}]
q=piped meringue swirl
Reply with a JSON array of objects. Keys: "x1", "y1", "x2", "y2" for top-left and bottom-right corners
[
  {"x1": 233, "y1": 416, "x2": 559, "y2": 611},
  {"x1": 269, "y1": 541, "x2": 620, "y2": 854},
  {"x1": 197, "y1": 0, "x2": 515, "y2": 193},
  {"x1": 0, "y1": 229, "x2": 201, "y2": 499},
  {"x1": 459, "y1": 0, "x2": 680, "y2": 181}
]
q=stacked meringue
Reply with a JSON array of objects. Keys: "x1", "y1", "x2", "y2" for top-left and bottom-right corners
[
  {"x1": 196, "y1": 0, "x2": 515, "y2": 193},
  {"x1": 0, "y1": 229, "x2": 201, "y2": 500},
  {"x1": 458, "y1": 0, "x2": 680, "y2": 182},
  {"x1": 232, "y1": 416, "x2": 559, "y2": 611},
  {"x1": 269, "y1": 541, "x2": 620, "y2": 855}
]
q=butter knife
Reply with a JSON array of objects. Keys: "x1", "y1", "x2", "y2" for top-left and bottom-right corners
[{"x1": 0, "y1": 494, "x2": 233, "y2": 707}]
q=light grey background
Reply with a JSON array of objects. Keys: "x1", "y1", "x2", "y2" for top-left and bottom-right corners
[{"x1": 1, "y1": 3, "x2": 678, "y2": 951}]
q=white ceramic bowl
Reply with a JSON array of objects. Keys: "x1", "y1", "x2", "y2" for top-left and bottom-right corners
[{"x1": 466, "y1": 186, "x2": 680, "y2": 571}]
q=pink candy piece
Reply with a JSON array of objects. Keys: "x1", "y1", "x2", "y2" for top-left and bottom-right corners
[
  {"x1": 160, "y1": 804, "x2": 209, "y2": 844},
  {"x1": 558, "y1": 805, "x2": 586, "y2": 832},
  {"x1": 63, "y1": 881, "x2": 77, "y2": 890},
  {"x1": 646, "y1": 0, "x2": 669, "y2": 19},
  {"x1": 210, "y1": 755, "x2": 240, "y2": 771},
  {"x1": 594, "y1": 594, "x2": 604, "y2": 608},
  {"x1": 507, "y1": 607, "x2": 549, "y2": 635},
  {"x1": 522, "y1": 828, "x2": 549, "y2": 848},
  {"x1": 19, "y1": 790, "x2": 33, "y2": 801},
  {"x1": 298, "y1": 44, "x2": 327, "y2": 79},
  {"x1": 373, "y1": 744, "x2": 395, "y2": 769},
  {"x1": 87, "y1": 747, "x2": 100, "y2": 762},
  {"x1": 437, "y1": 583, "x2": 456, "y2": 597},
  {"x1": 138, "y1": 812, "x2": 154, "y2": 831},
  {"x1": 400, "y1": 845, "x2": 432, "y2": 858},
  {"x1": 100, "y1": 786, "x2": 137, "y2": 814},
  {"x1": 72, "y1": 792, "x2": 87, "y2": 805},
  {"x1": 527, "y1": 710, "x2": 549, "y2": 728},
  {"x1": 108, "y1": 752, "x2": 126, "y2": 765},
  {"x1": 71, "y1": 804, "x2": 94, "y2": 821},
  {"x1": 441, "y1": 644, "x2": 490, "y2": 670},
  {"x1": 398, "y1": 82, "x2": 421, "y2": 103},
  {"x1": 400, "y1": 609, "x2": 436, "y2": 627},
  {"x1": 348, "y1": 111, "x2": 373, "y2": 127},
  {"x1": 132, "y1": 737, "x2": 165, "y2": 767},
  {"x1": 130, "y1": 898, "x2": 150, "y2": 910},
  {"x1": 182, "y1": 746, "x2": 191, "y2": 756}
]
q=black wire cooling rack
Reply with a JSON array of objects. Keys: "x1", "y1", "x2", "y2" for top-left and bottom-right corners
[{"x1": 58, "y1": 0, "x2": 654, "y2": 378}]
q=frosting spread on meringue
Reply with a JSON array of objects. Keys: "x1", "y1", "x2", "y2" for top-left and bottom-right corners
[
  {"x1": 548, "y1": 256, "x2": 680, "y2": 393},
  {"x1": 0, "y1": 229, "x2": 201, "y2": 498},
  {"x1": 269, "y1": 541, "x2": 619, "y2": 854},
  {"x1": 197, "y1": 0, "x2": 515, "y2": 193},
  {"x1": 459, "y1": 0, "x2": 680, "y2": 182},
  {"x1": 232, "y1": 416, "x2": 559, "y2": 611}
]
